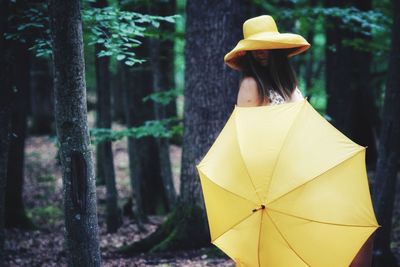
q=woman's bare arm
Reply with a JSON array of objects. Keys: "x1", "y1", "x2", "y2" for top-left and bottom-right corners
[{"x1": 237, "y1": 76, "x2": 267, "y2": 107}]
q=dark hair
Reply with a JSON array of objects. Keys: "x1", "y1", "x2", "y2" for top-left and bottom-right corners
[{"x1": 240, "y1": 48, "x2": 298, "y2": 103}]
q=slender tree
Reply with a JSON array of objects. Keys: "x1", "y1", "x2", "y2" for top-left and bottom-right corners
[
  {"x1": 324, "y1": 0, "x2": 378, "y2": 167},
  {"x1": 148, "y1": 0, "x2": 177, "y2": 212},
  {"x1": 4, "y1": 39, "x2": 33, "y2": 230},
  {"x1": 159, "y1": 0, "x2": 178, "y2": 124},
  {"x1": 120, "y1": 0, "x2": 250, "y2": 253},
  {"x1": 93, "y1": 10, "x2": 106, "y2": 187},
  {"x1": 120, "y1": 62, "x2": 146, "y2": 223},
  {"x1": 121, "y1": 2, "x2": 170, "y2": 220},
  {"x1": 123, "y1": 41, "x2": 169, "y2": 217},
  {"x1": 111, "y1": 64, "x2": 126, "y2": 123},
  {"x1": 0, "y1": 0, "x2": 35, "y2": 230},
  {"x1": 303, "y1": 0, "x2": 317, "y2": 98},
  {"x1": 372, "y1": 0, "x2": 400, "y2": 266},
  {"x1": 30, "y1": 56, "x2": 54, "y2": 135},
  {"x1": 0, "y1": 1, "x2": 12, "y2": 265},
  {"x1": 92, "y1": 0, "x2": 122, "y2": 233},
  {"x1": 49, "y1": 0, "x2": 101, "y2": 266}
]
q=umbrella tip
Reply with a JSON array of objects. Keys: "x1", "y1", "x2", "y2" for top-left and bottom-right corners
[{"x1": 252, "y1": 205, "x2": 266, "y2": 212}]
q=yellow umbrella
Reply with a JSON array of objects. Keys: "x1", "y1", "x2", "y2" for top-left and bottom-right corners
[{"x1": 196, "y1": 99, "x2": 379, "y2": 267}]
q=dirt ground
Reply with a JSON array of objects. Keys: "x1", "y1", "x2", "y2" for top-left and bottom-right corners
[
  {"x1": 4, "y1": 135, "x2": 234, "y2": 267},
  {"x1": 4, "y1": 133, "x2": 400, "y2": 266}
]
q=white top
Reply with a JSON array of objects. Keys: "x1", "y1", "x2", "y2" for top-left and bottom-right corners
[{"x1": 267, "y1": 87, "x2": 303, "y2": 105}]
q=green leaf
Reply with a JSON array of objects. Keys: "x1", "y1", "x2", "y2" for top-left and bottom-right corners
[
  {"x1": 125, "y1": 60, "x2": 135, "y2": 66},
  {"x1": 116, "y1": 54, "x2": 126, "y2": 60}
]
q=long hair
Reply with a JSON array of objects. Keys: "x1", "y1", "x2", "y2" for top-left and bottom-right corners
[{"x1": 240, "y1": 48, "x2": 298, "y2": 103}]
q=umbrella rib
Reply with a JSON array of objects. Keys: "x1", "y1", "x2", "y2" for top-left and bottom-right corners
[
  {"x1": 199, "y1": 169, "x2": 258, "y2": 205},
  {"x1": 212, "y1": 212, "x2": 256, "y2": 242},
  {"x1": 267, "y1": 148, "x2": 365, "y2": 205},
  {"x1": 257, "y1": 211, "x2": 263, "y2": 267},
  {"x1": 233, "y1": 112, "x2": 264, "y2": 203},
  {"x1": 266, "y1": 209, "x2": 311, "y2": 267},
  {"x1": 265, "y1": 100, "x2": 306, "y2": 201},
  {"x1": 267, "y1": 207, "x2": 378, "y2": 228}
]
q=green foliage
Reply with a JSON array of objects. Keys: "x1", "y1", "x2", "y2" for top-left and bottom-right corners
[
  {"x1": 83, "y1": 6, "x2": 180, "y2": 66},
  {"x1": 37, "y1": 173, "x2": 57, "y2": 194},
  {"x1": 90, "y1": 117, "x2": 183, "y2": 145},
  {"x1": 4, "y1": 3, "x2": 52, "y2": 58},
  {"x1": 38, "y1": 174, "x2": 56, "y2": 183},
  {"x1": 27, "y1": 151, "x2": 41, "y2": 160},
  {"x1": 280, "y1": 7, "x2": 390, "y2": 36},
  {"x1": 143, "y1": 88, "x2": 182, "y2": 105},
  {"x1": 5, "y1": 2, "x2": 180, "y2": 63},
  {"x1": 251, "y1": 1, "x2": 391, "y2": 53},
  {"x1": 252, "y1": 0, "x2": 390, "y2": 33},
  {"x1": 27, "y1": 205, "x2": 63, "y2": 225}
]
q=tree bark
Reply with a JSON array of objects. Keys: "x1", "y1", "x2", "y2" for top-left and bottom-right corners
[
  {"x1": 180, "y1": 0, "x2": 248, "y2": 209},
  {"x1": 372, "y1": 0, "x2": 400, "y2": 266},
  {"x1": 0, "y1": 1, "x2": 12, "y2": 265},
  {"x1": 119, "y1": 0, "x2": 250, "y2": 254},
  {"x1": 92, "y1": 0, "x2": 122, "y2": 233},
  {"x1": 4, "y1": 40, "x2": 34, "y2": 230},
  {"x1": 49, "y1": 1, "x2": 101, "y2": 266}
]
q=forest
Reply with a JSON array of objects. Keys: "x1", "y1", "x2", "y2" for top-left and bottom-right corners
[{"x1": 0, "y1": 0, "x2": 399, "y2": 266}]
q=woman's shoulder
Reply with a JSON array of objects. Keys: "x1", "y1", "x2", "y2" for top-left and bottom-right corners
[
  {"x1": 239, "y1": 76, "x2": 258, "y2": 89},
  {"x1": 237, "y1": 76, "x2": 263, "y2": 107}
]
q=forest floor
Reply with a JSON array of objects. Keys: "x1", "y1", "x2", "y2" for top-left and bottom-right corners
[
  {"x1": 4, "y1": 135, "x2": 234, "y2": 267},
  {"x1": 4, "y1": 130, "x2": 400, "y2": 266}
]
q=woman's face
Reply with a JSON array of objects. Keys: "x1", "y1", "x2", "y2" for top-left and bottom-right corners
[{"x1": 251, "y1": 49, "x2": 269, "y2": 66}]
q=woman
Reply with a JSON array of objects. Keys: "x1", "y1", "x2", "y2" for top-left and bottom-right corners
[
  {"x1": 236, "y1": 48, "x2": 304, "y2": 107},
  {"x1": 224, "y1": 15, "x2": 374, "y2": 267}
]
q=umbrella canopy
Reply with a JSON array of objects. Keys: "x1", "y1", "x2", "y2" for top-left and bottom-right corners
[{"x1": 196, "y1": 99, "x2": 379, "y2": 267}]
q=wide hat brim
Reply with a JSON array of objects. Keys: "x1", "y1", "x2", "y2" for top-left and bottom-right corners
[{"x1": 224, "y1": 32, "x2": 311, "y2": 70}]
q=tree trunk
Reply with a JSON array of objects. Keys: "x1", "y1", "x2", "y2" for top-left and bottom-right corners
[
  {"x1": 148, "y1": 1, "x2": 177, "y2": 212},
  {"x1": 0, "y1": 114, "x2": 11, "y2": 267},
  {"x1": 4, "y1": 40, "x2": 34, "y2": 230},
  {"x1": 159, "y1": 0, "x2": 178, "y2": 121},
  {"x1": 29, "y1": 56, "x2": 54, "y2": 135},
  {"x1": 372, "y1": 0, "x2": 400, "y2": 266},
  {"x1": 93, "y1": 6, "x2": 106, "y2": 188},
  {"x1": 122, "y1": 32, "x2": 170, "y2": 219},
  {"x1": 111, "y1": 64, "x2": 126, "y2": 123},
  {"x1": 325, "y1": 0, "x2": 378, "y2": 168},
  {"x1": 304, "y1": 0, "x2": 316, "y2": 99},
  {"x1": 117, "y1": 2, "x2": 171, "y2": 219},
  {"x1": 48, "y1": 1, "x2": 101, "y2": 266},
  {"x1": 92, "y1": 0, "x2": 122, "y2": 233},
  {"x1": 119, "y1": 0, "x2": 250, "y2": 254},
  {"x1": 0, "y1": 113, "x2": 11, "y2": 267},
  {"x1": 121, "y1": 62, "x2": 145, "y2": 223},
  {"x1": 95, "y1": 43, "x2": 122, "y2": 232},
  {"x1": 0, "y1": 1, "x2": 12, "y2": 265}
]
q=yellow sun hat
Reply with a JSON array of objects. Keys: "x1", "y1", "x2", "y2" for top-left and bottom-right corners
[{"x1": 224, "y1": 15, "x2": 311, "y2": 70}]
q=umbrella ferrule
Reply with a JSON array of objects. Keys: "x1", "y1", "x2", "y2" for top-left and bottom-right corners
[{"x1": 252, "y1": 204, "x2": 266, "y2": 212}]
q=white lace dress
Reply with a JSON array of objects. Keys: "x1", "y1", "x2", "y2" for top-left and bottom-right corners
[{"x1": 267, "y1": 87, "x2": 304, "y2": 105}]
